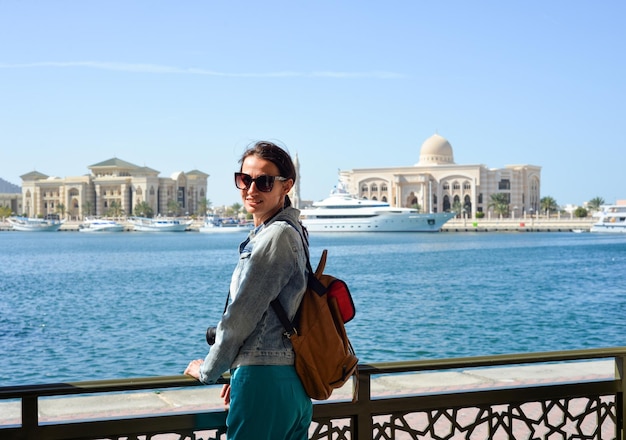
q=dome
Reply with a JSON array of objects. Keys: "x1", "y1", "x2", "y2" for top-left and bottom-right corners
[
  {"x1": 170, "y1": 171, "x2": 184, "y2": 181},
  {"x1": 416, "y1": 133, "x2": 455, "y2": 165}
]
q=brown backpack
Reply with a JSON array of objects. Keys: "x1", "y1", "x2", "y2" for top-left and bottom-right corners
[{"x1": 272, "y1": 248, "x2": 358, "y2": 401}]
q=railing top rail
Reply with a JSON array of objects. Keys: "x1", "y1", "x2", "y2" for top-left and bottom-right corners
[
  {"x1": 360, "y1": 346, "x2": 626, "y2": 375},
  {"x1": 0, "y1": 376, "x2": 230, "y2": 399},
  {"x1": 2, "y1": 346, "x2": 624, "y2": 400}
]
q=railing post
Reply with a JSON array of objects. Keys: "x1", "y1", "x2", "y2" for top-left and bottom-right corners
[
  {"x1": 617, "y1": 355, "x2": 626, "y2": 440},
  {"x1": 355, "y1": 368, "x2": 372, "y2": 440},
  {"x1": 22, "y1": 395, "x2": 38, "y2": 439}
]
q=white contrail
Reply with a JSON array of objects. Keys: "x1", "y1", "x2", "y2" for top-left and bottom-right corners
[{"x1": 0, "y1": 61, "x2": 406, "y2": 79}]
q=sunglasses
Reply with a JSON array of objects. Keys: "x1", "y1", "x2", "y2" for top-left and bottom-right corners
[{"x1": 234, "y1": 173, "x2": 288, "y2": 192}]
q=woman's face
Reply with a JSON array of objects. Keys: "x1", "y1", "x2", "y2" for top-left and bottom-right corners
[{"x1": 240, "y1": 155, "x2": 293, "y2": 226}]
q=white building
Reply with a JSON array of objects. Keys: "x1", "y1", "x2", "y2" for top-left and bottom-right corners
[
  {"x1": 19, "y1": 158, "x2": 209, "y2": 219},
  {"x1": 338, "y1": 134, "x2": 541, "y2": 218}
]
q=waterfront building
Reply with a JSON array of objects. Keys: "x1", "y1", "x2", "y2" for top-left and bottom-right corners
[
  {"x1": 338, "y1": 133, "x2": 541, "y2": 218},
  {"x1": 0, "y1": 178, "x2": 22, "y2": 215},
  {"x1": 17, "y1": 158, "x2": 209, "y2": 219}
]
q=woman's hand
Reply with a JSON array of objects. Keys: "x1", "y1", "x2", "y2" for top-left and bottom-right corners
[
  {"x1": 184, "y1": 359, "x2": 203, "y2": 380},
  {"x1": 220, "y1": 384, "x2": 231, "y2": 406}
]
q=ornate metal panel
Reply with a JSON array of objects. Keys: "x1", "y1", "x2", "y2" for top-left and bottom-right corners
[
  {"x1": 84, "y1": 431, "x2": 226, "y2": 440},
  {"x1": 309, "y1": 417, "x2": 354, "y2": 440},
  {"x1": 99, "y1": 431, "x2": 227, "y2": 440},
  {"x1": 371, "y1": 396, "x2": 616, "y2": 440}
]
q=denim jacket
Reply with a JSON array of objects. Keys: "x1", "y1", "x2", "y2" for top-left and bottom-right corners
[{"x1": 198, "y1": 207, "x2": 308, "y2": 384}]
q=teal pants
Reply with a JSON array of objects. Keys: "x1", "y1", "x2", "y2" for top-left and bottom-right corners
[{"x1": 227, "y1": 365, "x2": 312, "y2": 440}]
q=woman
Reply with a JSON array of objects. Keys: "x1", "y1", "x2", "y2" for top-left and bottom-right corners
[{"x1": 185, "y1": 141, "x2": 312, "y2": 439}]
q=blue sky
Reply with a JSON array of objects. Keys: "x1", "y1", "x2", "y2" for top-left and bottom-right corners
[{"x1": 1, "y1": 1, "x2": 624, "y2": 207}]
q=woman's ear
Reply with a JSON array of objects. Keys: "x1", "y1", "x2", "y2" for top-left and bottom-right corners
[{"x1": 283, "y1": 178, "x2": 294, "y2": 195}]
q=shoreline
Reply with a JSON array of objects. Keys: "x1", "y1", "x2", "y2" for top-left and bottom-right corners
[
  {"x1": 0, "y1": 218, "x2": 596, "y2": 233},
  {"x1": 440, "y1": 217, "x2": 595, "y2": 232}
]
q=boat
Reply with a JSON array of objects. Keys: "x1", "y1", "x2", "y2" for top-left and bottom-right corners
[
  {"x1": 199, "y1": 216, "x2": 253, "y2": 234},
  {"x1": 300, "y1": 185, "x2": 456, "y2": 232},
  {"x1": 128, "y1": 216, "x2": 193, "y2": 232},
  {"x1": 79, "y1": 218, "x2": 125, "y2": 233},
  {"x1": 589, "y1": 205, "x2": 626, "y2": 233},
  {"x1": 7, "y1": 215, "x2": 64, "y2": 232}
]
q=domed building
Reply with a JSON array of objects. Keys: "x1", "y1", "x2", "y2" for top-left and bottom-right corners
[
  {"x1": 416, "y1": 133, "x2": 455, "y2": 166},
  {"x1": 338, "y1": 134, "x2": 541, "y2": 218}
]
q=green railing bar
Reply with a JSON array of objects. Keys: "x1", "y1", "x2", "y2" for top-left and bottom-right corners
[
  {"x1": 4, "y1": 347, "x2": 622, "y2": 400},
  {"x1": 360, "y1": 346, "x2": 626, "y2": 374}
]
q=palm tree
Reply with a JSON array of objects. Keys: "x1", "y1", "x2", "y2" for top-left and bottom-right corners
[
  {"x1": 167, "y1": 200, "x2": 181, "y2": 216},
  {"x1": 106, "y1": 200, "x2": 125, "y2": 218},
  {"x1": 82, "y1": 201, "x2": 94, "y2": 218},
  {"x1": 56, "y1": 203, "x2": 66, "y2": 219},
  {"x1": 452, "y1": 200, "x2": 463, "y2": 218},
  {"x1": 134, "y1": 201, "x2": 154, "y2": 218},
  {"x1": 587, "y1": 197, "x2": 605, "y2": 211},
  {"x1": 540, "y1": 196, "x2": 558, "y2": 215},
  {"x1": 0, "y1": 205, "x2": 11, "y2": 219},
  {"x1": 223, "y1": 202, "x2": 244, "y2": 218},
  {"x1": 488, "y1": 193, "x2": 509, "y2": 218},
  {"x1": 198, "y1": 198, "x2": 211, "y2": 217}
]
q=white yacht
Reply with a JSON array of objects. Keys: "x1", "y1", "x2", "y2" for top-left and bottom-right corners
[
  {"x1": 590, "y1": 205, "x2": 626, "y2": 233},
  {"x1": 300, "y1": 187, "x2": 456, "y2": 232},
  {"x1": 7, "y1": 216, "x2": 64, "y2": 232},
  {"x1": 199, "y1": 216, "x2": 253, "y2": 234},
  {"x1": 129, "y1": 216, "x2": 193, "y2": 232},
  {"x1": 79, "y1": 218, "x2": 125, "y2": 233}
]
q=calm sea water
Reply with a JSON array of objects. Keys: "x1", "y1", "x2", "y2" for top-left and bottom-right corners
[{"x1": 1, "y1": 230, "x2": 625, "y2": 387}]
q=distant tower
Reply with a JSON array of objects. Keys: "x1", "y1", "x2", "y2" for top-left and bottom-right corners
[{"x1": 292, "y1": 153, "x2": 301, "y2": 209}]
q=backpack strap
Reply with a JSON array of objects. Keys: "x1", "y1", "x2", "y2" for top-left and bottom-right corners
[
  {"x1": 271, "y1": 217, "x2": 313, "y2": 338},
  {"x1": 271, "y1": 298, "x2": 298, "y2": 338},
  {"x1": 272, "y1": 249, "x2": 329, "y2": 338}
]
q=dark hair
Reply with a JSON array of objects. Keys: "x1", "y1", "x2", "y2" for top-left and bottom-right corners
[{"x1": 239, "y1": 141, "x2": 297, "y2": 183}]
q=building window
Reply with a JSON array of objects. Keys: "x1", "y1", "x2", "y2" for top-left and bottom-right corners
[
  {"x1": 443, "y1": 195, "x2": 451, "y2": 212},
  {"x1": 499, "y1": 179, "x2": 511, "y2": 190},
  {"x1": 464, "y1": 195, "x2": 472, "y2": 214}
]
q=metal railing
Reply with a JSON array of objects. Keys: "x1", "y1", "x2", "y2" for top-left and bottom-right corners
[{"x1": 1, "y1": 347, "x2": 624, "y2": 440}]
